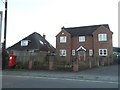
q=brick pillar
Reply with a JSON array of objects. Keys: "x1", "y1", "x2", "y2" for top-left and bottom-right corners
[
  {"x1": 107, "y1": 57, "x2": 110, "y2": 65},
  {"x1": 49, "y1": 60, "x2": 53, "y2": 70},
  {"x1": 28, "y1": 60, "x2": 33, "y2": 70},
  {"x1": 73, "y1": 58, "x2": 78, "y2": 72},
  {"x1": 101, "y1": 57, "x2": 105, "y2": 66},
  {"x1": 97, "y1": 57, "x2": 99, "y2": 67},
  {"x1": 89, "y1": 57, "x2": 92, "y2": 68},
  {"x1": 49, "y1": 55, "x2": 55, "y2": 70}
]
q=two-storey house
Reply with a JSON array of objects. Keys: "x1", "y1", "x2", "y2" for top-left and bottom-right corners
[{"x1": 56, "y1": 24, "x2": 113, "y2": 63}]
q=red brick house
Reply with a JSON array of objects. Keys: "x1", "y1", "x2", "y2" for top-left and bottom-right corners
[{"x1": 56, "y1": 24, "x2": 113, "y2": 63}]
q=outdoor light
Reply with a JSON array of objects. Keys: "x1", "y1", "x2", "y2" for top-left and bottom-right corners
[{"x1": 10, "y1": 56, "x2": 12, "y2": 60}]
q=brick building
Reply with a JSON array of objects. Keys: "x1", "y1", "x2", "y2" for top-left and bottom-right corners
[{"x1": 56, "y1": 24, "x2": 113, "y2": 63}]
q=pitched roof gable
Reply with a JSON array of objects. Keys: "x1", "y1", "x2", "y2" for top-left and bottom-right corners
[
  {"x1": 63, "y1": 24, "x2": 110, "y2": 36},
  {"x1": 7, "y1": 32, "x2": 55, "y2": 53}
]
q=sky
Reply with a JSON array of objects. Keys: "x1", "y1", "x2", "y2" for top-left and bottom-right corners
[{"x1": 0, "y1": 0, "x2": 119, "y2": 48}]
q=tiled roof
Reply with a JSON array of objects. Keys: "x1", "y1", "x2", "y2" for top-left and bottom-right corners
[
  {"x1": 113, "y1": 47, "x2": 120, "y2": 52},
  {"x1": 7, "y1": 32, "x2": 55, "y2": 53},
  {"x1": 63, "y1": 24, "x2": 110, "y2": 36}
]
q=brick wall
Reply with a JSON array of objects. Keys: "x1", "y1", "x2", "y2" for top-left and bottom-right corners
[
  {"x1": 71, "y1": 36, "x2": 93, "y2": 50},
  {"x1": 93, "y1": 26, "x2": 113, "y2": 57},
  {"x1": 56, "y1": 30, "x2": 71, "y2": 61}
]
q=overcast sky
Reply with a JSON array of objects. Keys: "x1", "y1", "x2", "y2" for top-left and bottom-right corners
[{"x1": 0, "y1": 0, "x2": 119, "y2": 48}]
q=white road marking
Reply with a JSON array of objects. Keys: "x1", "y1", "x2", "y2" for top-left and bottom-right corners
[{"x1": 3, "y1": 75, "x2": 118, "y2": 84}]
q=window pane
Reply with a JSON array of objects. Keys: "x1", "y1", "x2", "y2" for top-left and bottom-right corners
[
  {"x1": 59, "y1": 49, "x2": 66, "y2": 56},
  {"x1": 63, "y1": 50, "x2": 65, "y2": 55},
  {"x1": 21, "y1": 40, "x2": 29, "y2": 46},
  {"x1": 72, "y1": 50, "x2": 75, "y2": 56},
  {"x1": 79, "y1": 36, "x2": 85, "y2": 42},
  {"x1": 104, "y1": 50, "x2": 107, "y2": 55},
  {"x1": 98, "y1": 34, "x2": 107, "y2": 41},
  {"x1": 60, "y1": 36, "x2": 66, "y2": 43},
  {"x1": 89, "y1": 49, "x2": 93, "y2": 56},
  {"x1": 100, "y1": 50, "x2": 103, "y2": 54},
  {"x1": 104, "y1": 50, "x2": 106, "y2": 52},
  {"x1": 99, "y1": 49, "x2": 107, "y2": 56},
  {"x1": 103, "y1": 34, "x2": 107, "y2": 41}
]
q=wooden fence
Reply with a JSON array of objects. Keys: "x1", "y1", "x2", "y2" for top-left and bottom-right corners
[{"x1": 13, "y1": 51, "x2": 49, "y2": 70}]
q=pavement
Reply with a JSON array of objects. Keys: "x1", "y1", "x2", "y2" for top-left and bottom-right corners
[{"x1": 2, "y1": 64, "x2": 119, "y2": 83}]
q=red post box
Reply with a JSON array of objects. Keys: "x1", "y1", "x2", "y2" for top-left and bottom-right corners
[{"x1": 8, "y1": 54, "x2": 16, "y2": 67}]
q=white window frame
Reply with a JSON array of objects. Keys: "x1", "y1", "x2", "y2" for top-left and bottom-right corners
[
  {"x1": 59, "y1": 49, "x2": 66, "y2": 56},
  {"x1": 79, "y1": 36, "x2": 85, "y2": 42},
  {"x1": 98, "y1": 34, "x2": 107, "y2": 41},
  {"x1": 72, "y1": 50, "x2": 75, "y2": 56},
  {"x1": 89, "y1": 49, "x2": 93, "y2": 56},
  {"x1": 21, "y1": 40, "x2": 29, "y2": 46},
  {"x1": 39, "y1": 40, "x2": 44, "y2": 45},
  {"x1": 99, "y1": 49, "x2": 107, "y2": 56},
  {"x1": 60, "y1": 36, "x2": 67, "y2": 43}
]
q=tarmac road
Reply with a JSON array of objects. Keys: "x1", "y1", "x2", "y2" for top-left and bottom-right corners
[
  {"x1": 2, "y1": 75, "x2": 118, "y2": 88},
  {"x1": 2, "y1": 64, "x2": 119, "y2": 88}
]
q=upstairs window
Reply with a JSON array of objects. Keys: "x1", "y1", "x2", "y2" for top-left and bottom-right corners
[
  {"x1": 60, "y1": 36, "x2": 66, "y2": 43},
  {"x1": 59, "y1": 49, "x2": 66, "y2": 56},
  {"x1": 79, "y1": 36, "x2": 85, "y2": 42},
  {"x1": 99, "y1": 49, "x2": 107, "y2": 56},
  {"x1": 98, "y1": 34, "x2": 107, "y2": 41},
  {"x1": 21, "y1": 40, "x2": 29, "y2": 46}
]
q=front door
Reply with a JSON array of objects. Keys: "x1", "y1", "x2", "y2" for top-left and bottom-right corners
[{"x1": 78, "y1": 51, "x2": 86, "y2": 61}]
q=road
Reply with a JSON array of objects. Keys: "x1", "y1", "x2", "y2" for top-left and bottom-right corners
[
  {"x1": 2, "y1": 64, "x2": 119, "y2": 88},
  {"x1": 2, "y1": 75, "x2": 118, "y2": 88}
]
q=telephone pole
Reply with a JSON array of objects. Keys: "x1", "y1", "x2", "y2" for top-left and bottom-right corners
[
  {"x1": 2, "y1": 0, "x2": 8, "y2": 70},
  {"x1": 3, "y1": 0, "x2": 7, "y2": 50}
]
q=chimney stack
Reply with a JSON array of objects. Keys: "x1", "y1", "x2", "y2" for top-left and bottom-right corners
[{"x1": 43, "y1": 33, "x2": 46, "y2": 39}]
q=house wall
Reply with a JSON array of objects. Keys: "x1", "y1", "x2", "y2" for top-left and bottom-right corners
[
  {"x1": 56, "y1": 30, "x2": 71, "y2": 61},
  {"x1": 71, "y1": 36, "x2": 93, "y2": 61},
  {"x1": 56, "y1": 26, "x2": 113, "y2": 62},
  {"x1": 93, "y1": 26, "x2": 113, "y2": 57},
  {"x1": 71, "y1": 36, "x2": 93, "y2": 51}
]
